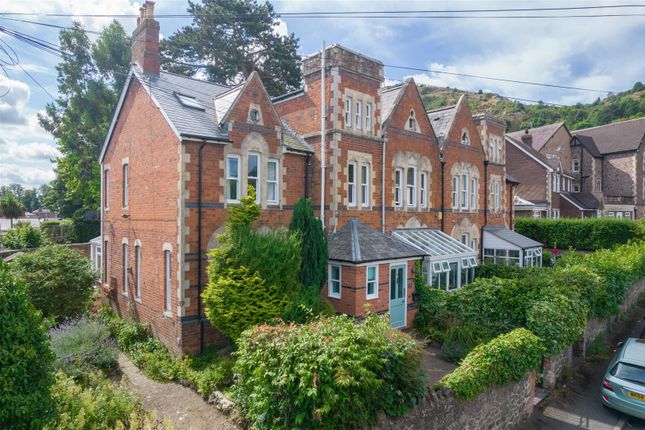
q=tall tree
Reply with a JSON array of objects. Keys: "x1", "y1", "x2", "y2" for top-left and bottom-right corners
[
  {"x1": 289, "y1": 198, "x2": 327, "y2": 292},
  {"x1": 0, "y1": 193, "x2": 25, "y2": 228},
  {"x1": 38, "y1": 21, "x2": 130, "y2": 217},
  {"x1": 161, "y1": 0, "x2": 302, "y2": 96}
]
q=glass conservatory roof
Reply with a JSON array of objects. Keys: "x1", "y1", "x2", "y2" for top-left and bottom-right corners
[{"x1": 392, "y1": 228, "x2": 477, "y2": 260}]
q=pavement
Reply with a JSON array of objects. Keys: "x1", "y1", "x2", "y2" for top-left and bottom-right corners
[{"x1": 520, "y1": 299, "x2": 645, "y2": 430}]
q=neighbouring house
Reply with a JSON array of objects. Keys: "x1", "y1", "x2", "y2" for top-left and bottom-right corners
[
  {"x1": 506, "y1": 123, "x2": 577, "y2": 218},
  {"x1": 98, "y1": 2, "x2": 540, "y2": 355},
  {"x1": 571, "y1": 118, "x2": 645, "y2": 219}
]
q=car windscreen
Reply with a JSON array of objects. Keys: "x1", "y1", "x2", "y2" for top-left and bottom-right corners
[{"x1": 610, "y1": 362, "x2": 645, "y2": 387}]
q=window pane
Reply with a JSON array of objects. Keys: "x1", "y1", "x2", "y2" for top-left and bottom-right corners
[
  {"x1": 331, "y1": 265, "x2": 340, "y2": 281},
  {"x1": 407, "y1": 168, "x2": 415, "y2": 185},
  {"x1": 228, "y1": 180, "x2": 237, "y2": 200},
  {"x1": 348, "y1": 164, "x2": 354, "y2": 182},
  {"x1": 248, "y1": 154, "x2": 258, "y2": 178},
  {"x1": 268, "y1": 161, "x2": 276, "y2": 181},
  {"x1": 228, "y1": 157, "x2": 238, "y2": 178}
]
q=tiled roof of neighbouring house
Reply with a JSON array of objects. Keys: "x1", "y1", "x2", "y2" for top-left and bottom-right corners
[
  {"x1": 560, "y1": 192, "x2": 601, "y2": 210},
  {"x1": 281, "y1": 119, "x2": 314, "y2": 153},
  {"x1": 573, "y1": 134, "x2": 602, "y2": 158},
  {"x1": 427, "y1": 105, "x2": 456, "y2": 145},
  {"x1": 572, "y1": 117, "x2": 645, "y2": 155},
  {"x1": 483, "y1": 226, "x2": 543, "y2": 249},
  {"x1": 328, "y1": 219, "x2": 424, "y2": 263},
  {"x1": 380, "y1": 83, "x2": 405, "y2": 124},
  {"x1": 507, "y1": 122, "x2": 565, "y2": 152}
]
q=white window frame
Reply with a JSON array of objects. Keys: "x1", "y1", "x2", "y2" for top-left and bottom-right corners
[
  {"x1": 461, "y1": 174, "x2": 469, "y2": 210},
  {"x1": 366, "y1": 265, "x2": 378, "y2": 300},
  {"x1": 407, "y1": 167, "x2": 417, "y2": 208},
  {"x1": 135, "y1": 245, "x2": 141, "y2": 300},
  {"x1": 348, "y1": 162, "x2": 357, "y2": 207},
  {"x1": 345, "y1": 97, "x2": 352, "y2": 128},
  {"x1": 461, "y1": 233, "x2": 469, "y2": 245},
  {"x1": 461, "y1": 130, "x2": 470, "y2": 145},
  {"x1": 267, "y1": 159, "x2": 279, "y2": 204},
  {"x1": 408, "y1": 110, "x2": 416, "y2": 131},
  {"x1": 247, "y1": 152, "x2": 260, "y2": 202},
  {"x1": 122, "y1": 164, "x2": 129, "y2": 208},
  {"x1": 470, "y1": 177, "x2": 477, "y2": 210},
  {"x1": 452, "y1": 176, "x2": 459, "y2": 209},
  {"x1": 328, "y1": 264, "x2": 341, "y2": 299},
  {"x1": 226, "y1": 155, "x2": 241, "y2": 202},
  {"x1": 420, "y1": 171, "x2": 427, "y2": 208},
  {"x1": 104, "y1": 169, "x2": 110, "y2": 210},
  {"x1": 394, "y1": 169, "x2": 403, "y2": 207},
  {"x1": 573, "y1": 184, "x2": 580, "y2": 192},
  {"x1": 103, "y1": 240, "x2": 109, "y2": 283},
  {"x1": 360, "y1": 164, "x2": 369, "y2": 207},
  {"x1": 495, "y1": 181, "x2": 501, "y2": 212},
  {"x1": 572, "y1": 159, "x2": 580, "y2": 172},
  {"x1": 164, "y1": 250, "x2": 172, "y2": 313},
  {"x1": 365, "y1": 103, "x2": 372, "y2": 132},
  {"x1": 355, "y1": 101, "x2": 362, "y2": 130},
  {"x1": 552, "y1": 208, "x2": 560, "y2": 219},
  {"x1": 122, "y1": 243, "x2": 129, "y2": 295}
]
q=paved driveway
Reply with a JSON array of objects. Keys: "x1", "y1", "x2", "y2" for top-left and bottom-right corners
[{"x1": 520, "y1": 302, "x2": 645, "y2": 430}]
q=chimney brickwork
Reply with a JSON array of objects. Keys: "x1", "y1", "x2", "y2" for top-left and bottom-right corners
[{"x1": 131, "y1": 1, "x2": 160, "y2": 75}]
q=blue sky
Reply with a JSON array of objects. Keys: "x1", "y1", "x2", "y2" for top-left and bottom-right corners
[{"x1": 1, "y1": 0, "x2": 645, "y2": 188}]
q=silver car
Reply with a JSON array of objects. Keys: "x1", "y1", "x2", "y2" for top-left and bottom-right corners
[{"x1": 601, "y1": 338, "x2": 645, "y2": 420}]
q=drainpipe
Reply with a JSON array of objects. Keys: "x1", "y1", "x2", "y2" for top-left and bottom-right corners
[
  {"x1": 381, "y1": 134, "x2": 387, "y2": 233},
  {"x1": 320, "y1": 41, "x2": 326, "y2": 230},
  {"x1": 482, "y1": 160, "x2": 489, "y2": 261},
  {"x1": 440, "y1": 152, "x2": 446, "y2": 231},
  {"x1": 305, "y1": 153, "x2": 311, "y2": 199},
  {"x1": 197, "y1": 141, "x2": 207, "y2": 354}
]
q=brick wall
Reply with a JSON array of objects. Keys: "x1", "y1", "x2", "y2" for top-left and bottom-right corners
[
  {"x1": 506, "y1": 141, "x2": 549, "y2": 206},
  {"x1": 603, "y1": 152, "x2": 636, "y2": 197}
]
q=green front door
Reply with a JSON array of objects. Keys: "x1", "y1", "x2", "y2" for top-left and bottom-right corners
[{"x1": 389, "y1": 264, "x2": 406, "y2": 328}]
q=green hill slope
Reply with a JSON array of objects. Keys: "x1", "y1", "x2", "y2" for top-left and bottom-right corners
[{"x1": 418, "y1": 82, "x2": 645, "y2": 132}]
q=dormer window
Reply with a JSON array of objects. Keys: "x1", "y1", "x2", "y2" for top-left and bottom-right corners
[
  {"x1": 249, "y1": 108, "x2": 260, "y2": 123},
  {"x1": 407, "y1": 110, "x2": 417, "y2": 131},
  {"x1": 461, "y1": 129, "x2": 470, "y2": 145}
]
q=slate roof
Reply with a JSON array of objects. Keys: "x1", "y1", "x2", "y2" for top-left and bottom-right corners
[
  {"x1": 506, "y1": 136, "x2": 553, "y2": 170},
  {"x1": 380, "y1": 83, "x2": 404, "y2": 123},
  {"x1": 427, "y1": 105, "x2": 457, "y2": 145},
  {"x1": 560, "y1": 192, "x2": 600, "y2": 210},
  {"x1": 328, "y1": 219, "x2": 424, "y2": 263},
  {"x1": 140, "y1": 68, "x2": 231, "y2": 140},
  {"x1": 281, "y1": 120, "x2": 314, "y2": 153},
  {"x1": 507, "y1": 122, "x2": 564, "y2": 152},
  {"x1": 572, "y1": 135, "x2": 602, "y2": 158},
  {"x1": 572, "y1": 117, "x2": 645, "y2": 155},
  {"x1": 505, "y1": 173, "x2": 521, "y2": 184},
  {"x1": 483, "y1": 226, "x2": 542, "y2": 249}
]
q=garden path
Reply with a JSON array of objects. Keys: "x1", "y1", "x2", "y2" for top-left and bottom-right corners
[{"x1": 119, "y1": 354, "x2": 239, "y2": 430}]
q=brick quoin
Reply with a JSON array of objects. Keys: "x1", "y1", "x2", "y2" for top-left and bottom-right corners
[{"x1": 102, "y1": 13, "x2": 516, "y2": 354}]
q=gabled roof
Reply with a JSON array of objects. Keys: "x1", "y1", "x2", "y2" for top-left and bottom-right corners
[
  {"x1": 505, "y1": 136, "x2": 553, "y2": 171},
  {"x1": 507, "y1": 122, "x2": 565, "y2": 152},
  {"x1": 328, "y1": 219, "x2": 423, "y2": 264},
  {"x1": 380, "y1": 83, "x2": 405, "y2": 124},
  {"x1": 560, "y1": 192, "x2": 600, "y2": 210},
  {"x1": 427, "y1": 105, "x2": 457, "y2": 146},
  {"x1": 572, "y1": 117, "x2": 645, "y2": 154},
  {"x1": 214, "y1": 85, "x2": 243, "y2": 124},
  {"x1": 505, "y1": 173, "x2": 521, "y2": 184},
  {"x1": 483, "y1": 226, "x2": 542, "y2": 249},
  {"x1": 572, "y1": 134, "x2": 602, "y2": 158}
]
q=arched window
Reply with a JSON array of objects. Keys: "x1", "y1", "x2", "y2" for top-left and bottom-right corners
[
  {"x1": 407, "y1": 110, "x2": 417, "y2": 131},
  {"x1": 572, "y1": 159, "x2": 580, "y2": 172},
  {"x1": 461, "y1": 129, "x2": 470, "y2": 145}
]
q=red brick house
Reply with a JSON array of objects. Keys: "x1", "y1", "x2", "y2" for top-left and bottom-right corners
[{"x1": 99, "y1": 3, "x2": 538, "y2": 354}]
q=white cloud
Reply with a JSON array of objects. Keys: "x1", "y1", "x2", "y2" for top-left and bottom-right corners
[
  {"x1": 0, "y1": 140, "x2": 60, "y2": 162},
  {"x1": 0, "y1": 163, "x2": 55, "y2": 187},
  {"x1": 273, "y1": 18, "x2": 289, "y2": 38},
  {"x1": 0, "y1": 76, "x2": 31, "y2": 124}
]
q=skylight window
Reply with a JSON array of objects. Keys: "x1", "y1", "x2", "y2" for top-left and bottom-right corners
[{"x1": 175, "y1": 92, "x2": 205, "y2": 110}]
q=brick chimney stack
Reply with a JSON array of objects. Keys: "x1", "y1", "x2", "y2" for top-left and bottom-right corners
[
  {"x1": 131, "y1": 1, "x2": 160, "y2": 75},
  {"x1": 521, "y1": 128, "x2": 533, "y2": 147}
]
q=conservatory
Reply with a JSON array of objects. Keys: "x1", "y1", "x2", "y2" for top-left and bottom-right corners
[
  {"x1": 392, "y1": 228, "x2": 478, "y2": 291},
  {"x1": 482, "y1": 226, "x2": 543, "y2": 267}
]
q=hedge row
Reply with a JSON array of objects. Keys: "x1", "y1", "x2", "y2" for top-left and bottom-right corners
[
  {"x1": 416, "y1": 242, "x2": 645, "y2": 361},
  {"x1": 435, "y1": 328, "x2": 544, "y2": 399},
  {"x1": 514, "y1": 217, "x2": 644, "y2": 250}
]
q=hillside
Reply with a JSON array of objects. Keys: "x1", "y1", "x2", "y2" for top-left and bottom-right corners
[{"x1": 418, "y1": 82, "x2": 645, "y2": 132}]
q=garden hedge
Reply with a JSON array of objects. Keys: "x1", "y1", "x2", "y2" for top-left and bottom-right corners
[
  {"x1": 233, "y1": 314, "x2": 426, "y2": 429},
  {"x1": 435, "y1": 328, "x2": 544, "y2": 400},
  {"x1": 514, "y1": 217, "x2": 644, "y2": 250}
]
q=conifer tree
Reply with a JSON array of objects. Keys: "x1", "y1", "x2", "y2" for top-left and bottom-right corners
[{"x1": 289, "y1": 198, "x2": 328, "y2": 292}]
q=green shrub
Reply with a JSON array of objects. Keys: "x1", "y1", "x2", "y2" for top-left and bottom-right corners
[
  {"x1": 515, "y1": 217, "x2": 642, "y2": 250},
  {"x1": 289, "y1": 197, "x2": 328, "y2": 292},
  {"x1": 435, "y1": 328, "x2": 545, "y2": 399},
  {"x1": 46, "y1": 371, "x2": 173, "y2": 430},
  {"x1": 0, "y1": 261, "x2": 55, "y2": 429},
  {"x1": 203, "y1": 266, "x2": 290, "y2": 340},
  {"x1": 280, "y1": 288, "x2": 336, "y2": 324},
  {"x1": 440, "y1": 322, "x2": 491, "y2": 363},
  {"x1": 475, "y1": 263, "x2": 546, "y2": 279},
  {"x1": 526, "y1": 293, "x2": 588, "y2": 355},
  {"x1": 99, "y1": 308, "x2": 234, "y2": 397},
  {"x1": 233, "y1": 314, "x2": 426, "y2": 429},
  {"x1": 1, "y1": 223, "x2": 45, "y2": 249},
  {"x1": 10, "y1": 245, "x2": 98, "y2": 322},
  {"x1": 551, "y1": 264, "x2": 610, "y2": 317},
  {"x1": 50, "y1": 317, "x2": 118, "y2": 379}
]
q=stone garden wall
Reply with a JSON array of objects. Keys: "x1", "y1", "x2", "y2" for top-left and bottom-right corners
[{"x1": 372, "y1": 372, "x2": 536, "y2": 430}]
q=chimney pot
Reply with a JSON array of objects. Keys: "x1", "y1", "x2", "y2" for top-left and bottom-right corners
[
  {"x1": 131, "y1": 1, "x2": 160, "y2": 75},
  {"x1": 521, "y1": 129, "x2": 533, "y2": 147}
]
